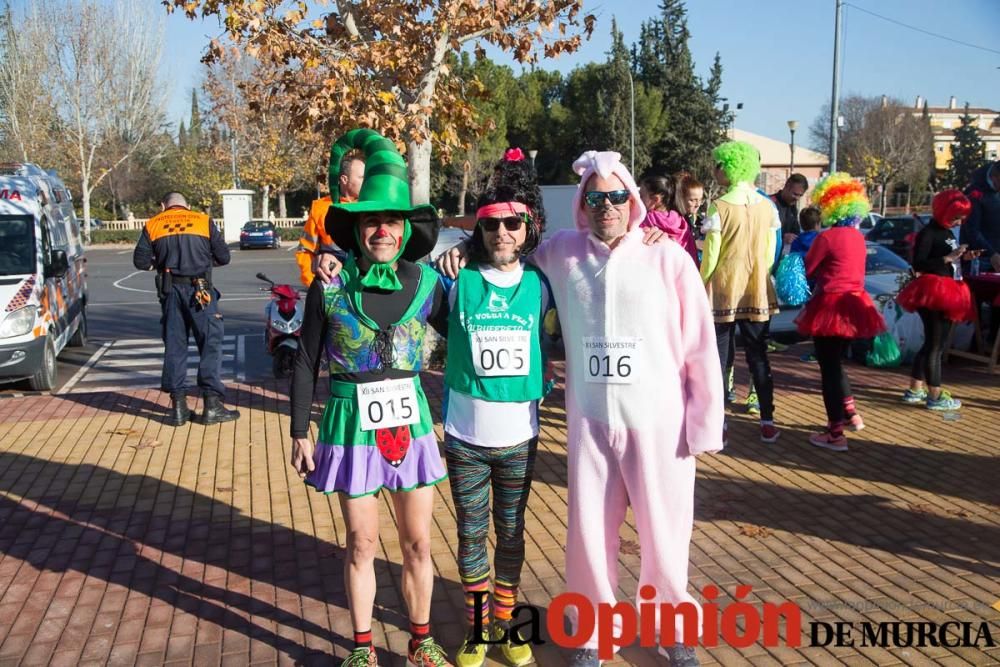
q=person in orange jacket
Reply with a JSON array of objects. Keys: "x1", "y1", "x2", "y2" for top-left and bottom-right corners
[{"x1": 295, "y1": 153, "x2": 365, "y2": 285}]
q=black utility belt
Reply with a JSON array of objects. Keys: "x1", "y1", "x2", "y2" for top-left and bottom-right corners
[{"x1": 169, "y1": 273, "x2": 207, "y2": 281}]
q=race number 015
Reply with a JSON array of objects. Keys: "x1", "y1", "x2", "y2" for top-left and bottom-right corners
[{"x1": 366, "y1": 396, "x2": 414, "y2": 425}]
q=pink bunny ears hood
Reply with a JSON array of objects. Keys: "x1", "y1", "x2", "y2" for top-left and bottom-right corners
[{"x1": 571, "y1": 151, "x2": 646, "y2": 232}]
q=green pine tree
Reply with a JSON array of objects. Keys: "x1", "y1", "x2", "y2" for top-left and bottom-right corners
[
  {"x1": 633, "y1": 0, "x2": 728, "y2": 177},
  {"x1": 188, "y1": 90, "x2": 202, "y2": 145},
  {"x1": 177, "y1": 120, "x2": 187, "y2": 147},
  {"x1": 945, "y1": 103, "x2": 986, "y2": 189}
]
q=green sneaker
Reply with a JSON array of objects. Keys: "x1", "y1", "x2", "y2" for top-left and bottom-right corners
[
  {"x1": 927, "y1": 391, "x2": 961, "y2": 411},
  {"x1": 767, "y1": 340, "x2": 788, "y2": 353},
  {"x1": 342, "y1": 645, "x2": 377, "y2": 667},
  {"x1": 409, "y1": 637, "x2": 453, "y2": 667},
  {"x1": 455, "y1": 628, "x2": 488, "y2": 667},
  {"x1": 495, "y1": 620, "x2": 535, "y2": 666},
  {"x1": 745, "y1": 390, "x2": 760, "y2": 416}
]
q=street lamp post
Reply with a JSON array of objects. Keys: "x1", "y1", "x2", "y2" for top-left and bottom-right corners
[
  {"x1": 528, "y1": 149, "x2": 538, "y2": 171},
  {"x1": 787, "y1": 120, "x2": 798, "y2": 174}
]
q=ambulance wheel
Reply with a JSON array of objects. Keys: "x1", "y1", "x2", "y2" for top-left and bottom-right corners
[
  {"x1": 29, "y1": 337, "x2": 57, "y2": 392},
  {"x1": 68, "y1": 306, "x2": 87, "y2": 347}
]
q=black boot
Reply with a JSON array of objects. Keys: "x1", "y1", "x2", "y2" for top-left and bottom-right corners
[
  {"x1": 201, "y1": 394, "x2": 239, "y2": 424},
  {"x1": 169, "y1": 394, "x2": 191, "y2": 427}
]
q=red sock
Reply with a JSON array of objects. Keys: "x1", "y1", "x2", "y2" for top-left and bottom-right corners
[
  {"x1": 409, "y1": 620, "x2": 430, "y2": 649},
  {"x1": 829, "y1": 420, "x2": 845, "y2": 438},
  {"x1": 353, "y1": 630, "x2": 372, "y2": 649}
]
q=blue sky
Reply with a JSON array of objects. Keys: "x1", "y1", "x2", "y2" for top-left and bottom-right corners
[{"x1": 161, "y1": 0, "x2": 1000, "y2": 149}]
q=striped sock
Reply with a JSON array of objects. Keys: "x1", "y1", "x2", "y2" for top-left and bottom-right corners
[
  {"x1": 843, "y1": 396, "x2": 857, "y2": 417},
  {"x1": 462, "y1": 577, "x2": 491, "y2": 627},
  {"x1": 353, "y1": 630, "x2": 372, "y2": 649},
  {"x1": 493, "y1": 580, "x2": 518, "y2": 622},
  {"x1": 410, "y1": 620, "x2": 430, "y2": 642}
]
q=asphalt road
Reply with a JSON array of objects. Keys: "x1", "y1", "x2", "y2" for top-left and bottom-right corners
[
  {"x1": 0, "y1": 244, "x2": 303, "y2": 396},
  {"x1": 0, "y1": 229, "x2": 478, "y2": 396},
  {"x1": 87, "y1": 245, "x2": 302, "y2": 339}
]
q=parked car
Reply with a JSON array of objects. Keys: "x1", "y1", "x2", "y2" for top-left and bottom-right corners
[
  {"x1": 858, "y1": 212, "x2": 883, "y2": 235},
  {"x1": 239, "y1": 220, "x2": 280, "y2": 249},
  {"x1": 770, "y1": 242, "x2": 911, "y2": 336},
  {"x1": 866, "y1": 213, "x2": 958, "y2": 261}
]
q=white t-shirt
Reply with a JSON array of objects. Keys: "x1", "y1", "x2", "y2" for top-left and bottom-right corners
[{"x1": 444, "y1": 262, "x2": 550, "y2": 448}]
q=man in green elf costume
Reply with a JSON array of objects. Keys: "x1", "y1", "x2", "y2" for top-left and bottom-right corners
[{"x1": 288, "y1": 129, "x2": 452, "y2": 667}]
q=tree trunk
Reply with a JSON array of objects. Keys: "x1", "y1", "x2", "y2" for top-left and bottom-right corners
[
  {"x1": 82, "y1": 174, "x2": 91, "y2": 242},
  {"x1": 278, "y1": 190, "x2": 287, "y2": 218},
  {"x1": 879, "y1": 184, "x2": 887, "y2": 215},
  {"x1": 261, "y1": 184, "x2": 270, "y2": 219},
  {"x1": 408, "y1": 139, "x2": 432, "y2": 205},
  {"x1": 458, "y1": 161, "x2": 470, "y2": 216}
]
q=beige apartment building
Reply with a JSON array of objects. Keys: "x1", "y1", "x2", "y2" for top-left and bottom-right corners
[{"x1": 912, "y1": 96, "x2": 1000, "y2": 171}]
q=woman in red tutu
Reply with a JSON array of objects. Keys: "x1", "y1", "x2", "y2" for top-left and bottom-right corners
[
  {"x1": 896, "y1": 189, "x2": 980, "y2": 410},
  {"x1": 795, "y1": 173, "x2": 886, "y2": 451}
]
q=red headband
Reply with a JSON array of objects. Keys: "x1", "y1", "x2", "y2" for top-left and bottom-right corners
[{"x1": 476, "y1": 201, "x2": 532, "y2": 220}]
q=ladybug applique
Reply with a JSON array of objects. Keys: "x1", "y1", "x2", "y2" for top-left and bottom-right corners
[{"x1": 376, "y1": 426, "x2": 411, "y2": 467}]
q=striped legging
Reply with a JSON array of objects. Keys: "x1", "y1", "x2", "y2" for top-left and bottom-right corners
[{"x1": 444, "y1": 435, "x2": 538, "y2": 624}]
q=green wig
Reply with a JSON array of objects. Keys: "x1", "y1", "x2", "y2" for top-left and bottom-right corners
[{"x1": 712, "y1": 141, "x2": 760, "y2": 185}]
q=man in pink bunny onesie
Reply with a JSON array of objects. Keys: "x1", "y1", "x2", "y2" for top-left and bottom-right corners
[{"x1": 529, "y1": 151, "x2": 724, "y2": 666}]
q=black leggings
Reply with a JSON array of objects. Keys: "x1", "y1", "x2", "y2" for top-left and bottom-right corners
[
  {"x1": 911, "y1": 308, "x2": 953, "y2": 388},
  {"x1": 814, "y1": 336, "x2": 852, "y2": 425},
  {"x1": 716, "y1": 320, "x2": 774, "y2": 420}
]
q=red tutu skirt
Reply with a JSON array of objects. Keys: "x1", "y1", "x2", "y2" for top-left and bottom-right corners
[
  {"x1": 796, "y1": 290, "x2": 886, "y2": 339},
  {"x1": 896, "y1": 274, "x2": 975, "y2": 322}
]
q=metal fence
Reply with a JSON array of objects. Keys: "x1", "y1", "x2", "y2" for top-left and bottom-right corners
[{"x1": 98, "y1": 217, "x2": 305, "y2": 231}]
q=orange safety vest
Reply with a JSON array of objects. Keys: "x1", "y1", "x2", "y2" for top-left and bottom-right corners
[
  {"x1": 146, "y1": 207, "x2": 211, "y2": 242},
  {"x1": 296, "y1": 195, "x2": 353, "y2": 286}
]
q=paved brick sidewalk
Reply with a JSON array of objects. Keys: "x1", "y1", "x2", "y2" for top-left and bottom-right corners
[{"x1": 0, "y1": 345, "x2": 997, "y2": 666}]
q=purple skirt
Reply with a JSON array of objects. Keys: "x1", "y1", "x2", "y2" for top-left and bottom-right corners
[{"x1": 305, "y1": 433, "x2": 447, "y2": 497}]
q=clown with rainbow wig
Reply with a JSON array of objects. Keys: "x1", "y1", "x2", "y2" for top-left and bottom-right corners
[{"x1": 795, "y1": 173, "x2": 886, "y2": 451}]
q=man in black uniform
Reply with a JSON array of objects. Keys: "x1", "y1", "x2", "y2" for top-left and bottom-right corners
[{"x1": 133, "y1": 192, "x2": 239, "y2": 426}]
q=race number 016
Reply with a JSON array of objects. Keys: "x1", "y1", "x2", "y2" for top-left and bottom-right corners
[{"x1": 588, "y1": 353, "x2": 631, "y2": 379}]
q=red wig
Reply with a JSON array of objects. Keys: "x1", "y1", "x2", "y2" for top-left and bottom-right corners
[{"x1": 931, "y1": 189, "x2": 972, "y2": 228}]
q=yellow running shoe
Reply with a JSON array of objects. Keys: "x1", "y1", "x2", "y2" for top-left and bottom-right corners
[
  {"x1": 495, "y1": 620, "x2": 535, "y2": 666},
  {"x1": 454, "y1": 628, "x2": 488, "y2": 667}
]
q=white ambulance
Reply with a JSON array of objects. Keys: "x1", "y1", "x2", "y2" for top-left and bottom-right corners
[{"x1": 0, "y1": 163, "x2": 88, "y2": 390}]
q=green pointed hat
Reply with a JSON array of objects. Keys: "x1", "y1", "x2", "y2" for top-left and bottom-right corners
[{"x1": 325, "y1": 128, "x2": 440, "y2": 261}]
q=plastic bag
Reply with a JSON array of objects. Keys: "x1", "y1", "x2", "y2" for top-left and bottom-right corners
[
  {"x1": 891, "y1": 310, "x2": 925, "y2": 363},
  {"x1": 774, "y1": 252, "x2": 811, "y2": 306},
  {"x1": 866, "y1": 332, "x2": 901, "y2": 368}
]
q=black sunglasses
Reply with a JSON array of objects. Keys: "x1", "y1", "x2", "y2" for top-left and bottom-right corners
[
  {"x1": 478, "y1": 216, "x2": 526, "y2": 232},
  {"x1": 584, "y1": 190, "x2": 630, "y2": 208}
]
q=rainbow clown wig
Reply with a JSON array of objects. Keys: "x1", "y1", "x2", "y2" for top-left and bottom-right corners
[
  {"x1": 712, "y1": 141, "x2": 760, "y2": 185},
  {"x1": 811, "y1": 172, "x2": 871, "y2": 228}
]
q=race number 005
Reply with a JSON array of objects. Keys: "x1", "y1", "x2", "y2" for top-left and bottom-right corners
[{"x1": 471, "y1": 330, "x2": 531, "y2": 377}]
